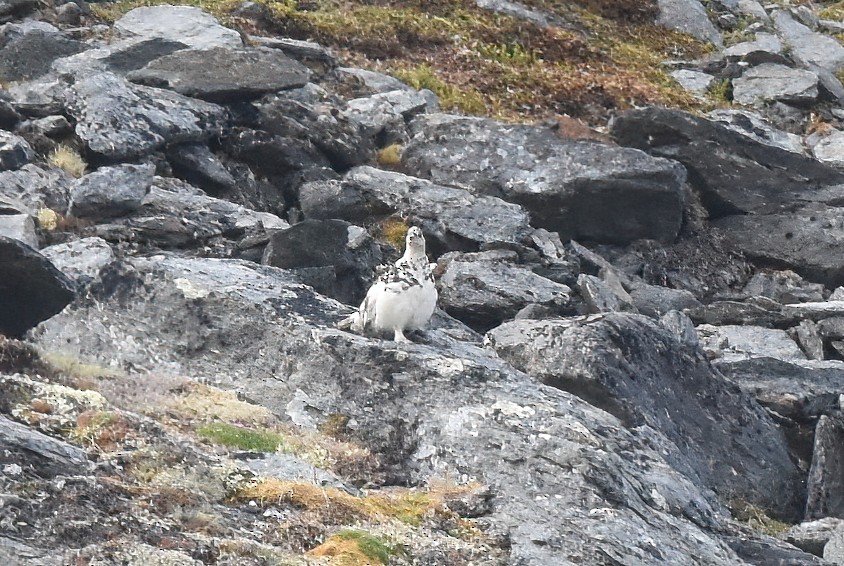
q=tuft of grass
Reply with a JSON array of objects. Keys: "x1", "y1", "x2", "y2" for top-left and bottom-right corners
[
  {"x1": 309, "y1": 529, "x2": 394, "y2": 565},
  {"x1": 36, "y1": 208, "x2": 60, "y2": 231},
  {"x1": 380, "y1": 218, "x2": 409, "y2": 250},
  {"x1": 707, "y1": 78, "x2": 733, "y2": 103},
  {"x1": 72, "y1": 410, "x2": 130, "y2": 451},
  {"x1": 729, "y1": 499, "x2": 792, "y2": 537},
  {"x1": 47, "y1": 144, "x2": 86, "y2": 178},
  {"x1": 197, "y1": 422, "x2": 286, "y2": 452},
  {"x1": 167, "y1": 382, "x2": 273, "y2": 426},
  {"x1": 319, "y1": 413, "x2": 351, "y2": 438},
  {"x1": 392, "y1": 63, "x2": 487, "y2": 115},
  {"x1": 376, "y1": 143, "x2": 403, "y2": 168},
  {"x1": 819, "y1": 1, "x2": 844, "y2": 20}
]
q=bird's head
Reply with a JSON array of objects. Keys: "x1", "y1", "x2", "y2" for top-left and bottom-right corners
[{"x1": 405, "y1": 226, "x2": 426, "y2": 255}]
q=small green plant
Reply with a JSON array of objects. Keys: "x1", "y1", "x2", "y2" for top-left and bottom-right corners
[
  {"x1": 197, "y1": 422, "x2": 285, "y2": 452},
  {"x1": 391, "y1": 64, "x2": 487, "y2": 115},
  {"x1": 380, "y1": 218, "x2": 410, "y2": 249},
  {"x1": 335, "y1": 529, "x2": 393, "y2": 564},
  {"x1": 729, "y1": 499, "x2": 792, "y2": 537},
  {"x1": 707, "y1": 78, "x2": 733, "y2": 103},
  {"x1": 47, "y1": 144, "x2": 86, "y2": 178}
]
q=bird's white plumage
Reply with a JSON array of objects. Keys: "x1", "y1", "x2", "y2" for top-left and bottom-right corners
[{"x1": 344, "y1": 226, "x2": 437, "y2": 342}]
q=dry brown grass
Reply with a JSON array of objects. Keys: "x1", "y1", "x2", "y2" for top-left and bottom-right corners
[{"x1": 47, "y1": 144, "x2": 87, "y2": 178}]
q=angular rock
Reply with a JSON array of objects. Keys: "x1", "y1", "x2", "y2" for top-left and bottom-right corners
[
  {"x1": 346, "y1": 89, "x2": 429, "y2": 144},
  {"x1": 127, "y1": 47, "x2": 311, "y2": 103},
  {"x1": 16, "y1": 115, "x2": 72, "y2": 139},
  {"x1": 40, "y1": 237, "x2": 114, "y2": 292},
  {"x1": 696, "y1": 324, "x2": 806, "y2": 362},
  {"x1": 714, "y1": 207, "x2": 844, "y2": 287},
  {"x1": 0, "y1": 92, "x2": 21, "y2": 130},
  {"x1": 0, "y1": 131, "x2": 34, "y2": 171},
  {"x1": 0, "y1": 414, "x2": 88, "y2": 476},
  {"x1": 256, "y1": 86, "x2": 371, "y2": 169},
  {"x1": 68, "y1": 163, "x2": 155, "y2": 219},
  {"x1": 0, "y1": 0, "x2": 37, "y2": 21},
  {"x1": 30, "y1": 253, "x2": 775, "y2": 564},
  {"x1": 736, "y1": 0, "x2": 769, "y2": 20},
  {"x1": 742, "y1": 269, "x2": 825, "y2": 304},
  {"x1": 250, "y1": 36, "x2": 338, "y2": 71},
  {"x1": 261, "y1": 219, "x2": 381, "y2": 305},
  {"x1": 94, "y1": 177, "x2": 288, "y2": 248},
  {"x1": 825, "y1": 525, "x2": 844, "y2": 563},
  {"x1": 334, "y1": 67, "x2": 415, "y2": 95},
  {"x1": 660, "y1": 309, "x2": 700, "y2": 348},
  {"x1": 63, "y1": 72, "x2": 228, "y2": 160},
  {"x1": 671, "y1": 69, "x2": 715, "y2": 94},
  {"x1": 0, "y1": 213, "x2": 35, "y2": 247},
  {"x1": 723, "y1": 32, "x2": 783, "y2": 58},
  {"x1": 0, "y1": 236, "x2": 74, "y2": 336},
  {"x1": 783, "y1": 301, "x2": 844, "y2": 322},
  {"x1": 732, "y1": 63, "x2": 819, "y2": 105},
  {"x1": 657, "y1": 0, "x2": 722, "y2": 45},
  {"x1": 685, "y1": 299, "x2": 794, "y2": 328},
  {"x1": 718, "y1": 357, "x2": 844, "y2": 426},
  {"x1": 813, "y1": 131, "x2": 844, "y2": 167},
  {"x1": 576, "y1": 273, "x2": 636, "y2": 314},
  {"x1": 628, "y1": 282, "x2": 701, "y2": 318},
  {"x1": 300, "y1": 166, "x2": 534, "y2": 255},
  {"x1": 0, "y1": 24, "x2": 87, "y2": 82},
  {"x1": 818, "y1": 317, "x2": 844, "y2": 340},
  {"x1": 475, "y1": 0, "x2": 561, "y2": 28},
  {"x1": 794, "y1": 319, "x2": 825, "y2": 360},
  {"x1": 611, "y1": 107, "x2": 844, "y2": 217},
  {"x1": 0, "y1": 164, "x2": 72, "y2": 215},
  {"x1": 487, "y1": 313, "x2": 804, "y2": 519},
  {"x1": 166, "y1": 143, "x2": 238, "y2": 195},
  {"x1": 807, "y1": 415, "x2": 844, "y2": 520},
  {"x1": 437, "y1": 250, "x2": 571, "y2": 331},
  {"x1": 221, "y1": 127, "x2": 330, "y2": 178},
  {"x1": 773, "y1": 10, "x2": 844, "y2": 73},
  {"x1": 785, "y1": 517, "x2": 844, "y2": 556},
  {"x1": 404, "y1": 114, "x2": 687, "y2": 245},
  {"x1": 725, "y1": 535, "x2": 828, "y2": 565},
  {"x1": 52, "y1": 38, "x2": 190, "y2": 77},
  {"x1": 114, "y1": 5, "x2": 242, "y2": 50}
]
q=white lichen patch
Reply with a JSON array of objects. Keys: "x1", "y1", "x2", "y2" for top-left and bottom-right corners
[{"x1": 174, "y1": 277, "x2": 211, "y2": 300}]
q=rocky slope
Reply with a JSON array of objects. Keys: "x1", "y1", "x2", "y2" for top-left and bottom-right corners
[{"x1": 6, "y1": 0, "x2": 844, "y2": 564}]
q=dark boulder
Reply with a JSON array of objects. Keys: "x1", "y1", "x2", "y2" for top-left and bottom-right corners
[
  {"x1": 807, "y1": 416, "x2": 844, "y2": 520},
  {"x1": 261, "y1": 219, "x2": 381, "y2": 305},
  {"x1": 0, "y1": 23, "x2": 87, "y2": 82},
  {"x1": 403, "y1": 113, "x2": 687, "y2": 245},
  {"x1": 0, "y1": 236, "x2": 74, "y2": 337},
  {"x1": 610, "y1": 107, "x2": 844, "y2": 217},
  {"x1": 68, "y1": 163, "x2": 155, "y2": 219},
  {"x1": 165, "y1": 143, "x2": 238, "y2": 195}
]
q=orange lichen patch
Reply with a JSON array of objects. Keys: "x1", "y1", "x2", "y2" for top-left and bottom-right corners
[{"x1": 308, "y1": 537, "x2": 377, "y2": 565}]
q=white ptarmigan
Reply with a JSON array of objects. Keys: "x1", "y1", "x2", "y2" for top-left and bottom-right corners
[{"x1": 340, "y1": 226, "x2": 437, "y2": 342}]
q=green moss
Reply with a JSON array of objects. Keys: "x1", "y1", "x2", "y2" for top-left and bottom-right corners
[
  {"x1": 391, "y1": 63, "x2": 487, "y2": 115},
  {"x1": 197, "y1": 422, "x2": 285, "y2": 452},
  {"x1": 335, "y1": 529, "x2": 393, "y2": 564},
  {"x1": 707, "y1": 78, "x2": 733, "y2": 103},
  {"x1": 729, "y1": 499, "x2": 792, "y2": 537}
]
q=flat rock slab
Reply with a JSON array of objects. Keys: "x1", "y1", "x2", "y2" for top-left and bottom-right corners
[
  {"x1": 0, "y1": 24, "x2": 87, "y2": 82},
  {"x1": 723, "y1": 32, "x2": 783, "y2": 58},
  {"x1": 671, "y1": 69, "x2": 714, "y2": 94},
  {"x1": 611, "y1": 107, "x2": 844, "y2": 217},
  {"x1": 487, "y1": 313, "x2": 804, "y2": 519},
  {"x1": 785, "y1": 517, "x2": 844, "y2": 556},
  {"x1": 128, "y1": 47, "x2": 311, "y2": 103},
  {"x1": 714, "y1": 205, "x2": 844, "y2": 287},
  {"x1": 774, "y1": 10, "x2": 844, "y2": 73},
  {"x1": 62, "y1": 72, "x2": 228, "y2": 160},
  {"x1": 0, "y1": 236, "x2": 74, "y2": 336},
  {"x1": 783, "y1": 301, "x2": 844, "y2": 321},
  {"x1": 114, "y1": 5, "x2": 242, "y2": 50},
  {"x1": 403, "y1": 113, "x2": 686, "y2": 245},
  {"x1": 0, "y1": 414, "x2": 88, "y2": 476},
  {"x1": 437, "y1": 250, "x2": 571, "y2": 331},
  {"x1": 696, "y1": 324, "x2": 806, "y2": 362},
  {"x1": 732, "y1": 63, "x2": 819, "y2": 105},
  {"x1": 718, "y1": 357, "x2": 844, "y2": 421},
  {"x1": 300, "y1": 166, "x2": 534, "y2": 255},
  {"x1": 41, "y1": 237, "x2": 114, "y2": 292},
  {"x1": 0, "y1": 164, "x2": 72, "y2": 214}
]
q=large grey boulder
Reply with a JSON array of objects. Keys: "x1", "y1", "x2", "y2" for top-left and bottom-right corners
[
  {"x1": 0, "y1": 236, "x2": 74, "y2": 337},
  {"x1": 813, "y1": 131, "x2": 844, "y2": 167},
  {"x1": 31, "y1": 253, "x2": 817, "y2": 564},
  {"x1": 403, "y1": 113, "x2": 687, "y2": 245},
  {"x1": 300, "y1": 166, "x2": 534, "y2": 255},
  {"x1": 114, "y1": 5, "x2": 243, "y2": 50},
  {"x1": 256, "y1": 85, "x2": 372, "y2": 169},
  {"x1": 62, "y1": 72, "x2": 228, "y2": 160},
  {"x1": 436, "y1": 250, "x2": 571, "y2": 331},
  {"x1": 611, "y1": 107, "x2": 844, "y2": 217},
  {"x1": 696, "y1": 324, "x2": 806, "y2": 362},
  {"x1": 127, "y1": 47, "x2": 311, "y2": 102},
  {"x1": 487, "y1": 313, "x2": 804, "y2": 520},
  {"x1": 657, "y1": 0, "x2": 722, "y2": 45},
  {"x1": 0, "y1": 131, "x2": 34, "y2": 172},
  {"x1": 714, "y1": 205, "x2": 844, "y2": 287},
  {"x1": 732, "y1": 63, "x2": 819, "y2": 106},
  {"x1": 0, "y1": 23, "x2": 87, "y2": 82},
  {"x1": 40, "y1": 237, "x2": 114, "y2": 292},
  {"x1": 773, "y1": 10, "x2": 844, "y2": 73},
  {"x1": 68, "y1": 163, "x2": 155, "y2": 219}
]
